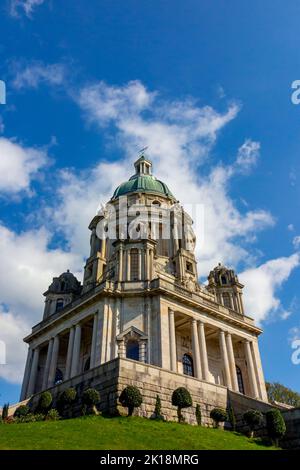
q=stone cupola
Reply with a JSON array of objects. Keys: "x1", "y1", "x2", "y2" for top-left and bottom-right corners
[
  {"x1": 43, "y1": 270, "x2": 82, "y2": 320},
  {"x1": 207, "y1": 263, "x2": 245, "y2": 314}
]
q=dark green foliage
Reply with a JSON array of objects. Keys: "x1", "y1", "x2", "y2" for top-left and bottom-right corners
[
  {"x1": 58, "y1": 388, "x2": 77, "y2": 405},
  {"x1": 243, "y1": 410, "x2": 263, "y2": 438},
  {"x1": 82, "y1": 388, "x2": 100, "y2": 406},
  {"x1": 45, "y1": 409, "x2": 60, "y2": 421},
  {"x1": 228, "y1": 405, "x2": 236, "y2": 432},
  {"x1": 152, "y1": 395, "x2": 164, "y2": 421},
  {"x1": 2, "y1": 403, "x2": 9, "y2": 420},
  {"x1": 266, "y1": 409, "x2": 286, "y2": 445},
  {"x1": 210, "y1": 408, "x2": 228, "y2": 428},
  {"x1": 37, "y1": 391, "x2": 52, "y2": 413},
  {"x1": 119, "y1": 386, "x2": 143, "y2": 416},
  {"x1": 172, "y1": 387, "x2": 193, "y2": 423},
  {"x1": 266, "y1": 382, "x2": 300, "y2": 408},
  {"x1": 195, "y1": 404, "x2": 202, "y2": 426},
  {"x1": 154, "y1": 395, "x2": 161, "y2": 417},
  {"x1": 243, "y1": 410, "x2": 263, "y2": 429},
  {"x1": 14, "y1": 405, "x2": 30, "y2": 418}
]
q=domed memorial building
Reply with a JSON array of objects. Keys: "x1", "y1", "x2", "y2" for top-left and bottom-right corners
[{"x1": 20, "y1": 154, "x2": 268, "y2": 423}]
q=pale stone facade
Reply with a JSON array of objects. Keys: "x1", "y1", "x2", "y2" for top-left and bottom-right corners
[{"x1": 20, "y1": 155, "x2": 268, "y2": 409}]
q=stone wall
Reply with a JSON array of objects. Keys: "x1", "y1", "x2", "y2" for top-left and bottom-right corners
[{"x1": 117, "y1": 358, "x2": 228, "y2": 425}]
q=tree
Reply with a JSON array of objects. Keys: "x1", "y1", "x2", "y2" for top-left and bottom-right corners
[
  {"x1": 153, "y1": 395, "x2": 164, "y2": 420},
  {"x1": 210, "y1": 408, "x2": 228, "y2": 428},
  {"x1": 172, "y1": 387, "x2": 192, "y2": 423},
  {"x1": 37, "y1": 392, "x2": 52, "y2": 414},
  {"x1": 228, "y1": 405, "x2": 236, "y2": 432},
  {"x1": 1, "y1": 403, "x2": 9, "y2": 421},
  {"x1": 82, "y1": 388, "x2": 100, "y2": 415},
  {"x1": 195, "y1": 404, "x2": 202, "y2": 426},
  {"x1": 266, "y1": 382, "x2": 300, "y2": 408},
  {"x1": 266, "y1": 409, "x2": 286, "y2": 447},
  {"x1": 119, "y1": 386, "x2": 143, "y2": 416},
  {"x1": 243, "y1": 409, "x2": 263, "y2": 438}
]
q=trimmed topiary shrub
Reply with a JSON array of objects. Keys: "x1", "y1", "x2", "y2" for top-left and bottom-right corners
[
  {"x1": 228, "y1": 405, "x2": 236, "y2": 432},
  {"x1": 172, "y1": 387, "x2": 193, "y2": 423},
  {"x1": 57, "y1": 388, "x2": 77, "y2": 418},
  {"x1": 243, "y1": 409, "x2": 263, "y2": 438},
  {"x1": 45, "y1": 409, "x2": 60, "y2": 421},
  {"x1": 59, "y1": 388, "x2": 77, "y2": 405},
  {"x1": 195, "y1": 404, "x2": 202, "y2": 426},
  {"x1": 82, "y1": 388, "x2": 100, "y2": 415},
  {"x1": 37, "y1": 391, "x2": 52, "y2": 414},
  {"x1": 210, "y1": 408, "x2": 228, "y2": 428},
  {"x1": 14, "y1": 405, "x2": 30, "y2": 418},
  {"x1": 119, "y1": 386, "x2": 143, "y2": 416},
  {"x1": 152, "y1": 395, "x2": 164, "y2": 421},
  {"x1": 266, "y1": 409, "x2": 286, "y2": 446}
]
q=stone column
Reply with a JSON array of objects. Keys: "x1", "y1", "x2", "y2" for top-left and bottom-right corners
[
  {"x1": 149, "y1": 248, "x2": 153, "y2": 280},
  {"x1": 118, "y1": 245, "x2": 123, "y2": 282},
  {"x1": 71, "y1": 324, "x2": 81, "y2": 377},
  {"x1": 90, "y1": 312, "x2": 99, "y2": 368},
  {"x1": 191, "y1": 319, "x2": 202, "y2": 379},
  {"x1": 244, "y1": 340, "x2": 259, "y2": 398},
  {"x1": 42, "y1": 338, "x2": 54, "y2": 390},
  {"x1": 239, "y1": 294, "x2": 245, "y2": 314},
  {"x1": 65, "y1": 326, "x2": 75, "y2": 380},
  {"x1": 169, "y1": 308, "x2": 177, "y2": 372},
  {"x1": 48, "y1": 335, "x2": 59, "y2": 387},
  {"x1": 251, "y1": 340, "x2": 268, "y2": 401},
  {"x1": 139, "y1": 340, "x2": 147, "y2": 363},
  {"x1": 126, "y1": 249, "x2": 131, "y2": 281},
  {"x1": 20, "y1": 347, "x2": 33, "y2": 400},
  {"x1": 226, "y1": 333, "x2": 239, "y2": 392},
  {"x1": 145, "y1": 247, "x2": 150, "y2": 280},
  {"x1": 219, "y1": 330, "x2": 232, "y2": 389},
  {"x1": 138, "y1": 248, "x2": 142, "y2": 280},
  {"x1": 198, "y1": 321, "x2": 210, "y2": 381},
  {"x1": 27, "y1": 347, "x2": 40, "y2": 397}
]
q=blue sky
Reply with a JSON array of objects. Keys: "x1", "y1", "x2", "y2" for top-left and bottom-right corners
[{"x1": 0, "y1": 0, "x2": 300, "y2": 406}]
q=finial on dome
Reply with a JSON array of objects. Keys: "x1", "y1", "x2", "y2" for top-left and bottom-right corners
[{"x1": 134, "y1": 148, "x2": 152, "y2": 176}]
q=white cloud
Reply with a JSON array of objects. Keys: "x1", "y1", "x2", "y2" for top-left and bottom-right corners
[
  {"x1": 0, "y1": 224, "x2": 82, "y2": 384},
  {"x1": 0, "y1": 137, "x2": 48, "y2": 194},
  {"x1": 12, "y1": 62, "x2": 66, "y2": 90},
  {"x1": 234, "y1": 139, "x2": 260, "y2": 173},
  {"x1": 293, "y1": 235, "x2": 300, "y2": 249},
  {"x1": 240, "y1": 254, "x2": 300, "y2": 324},
  {"x1": 10, "y1": 0, "x2": 45, "y2": 18},
  {"x1": 288, "y1": 224, "x2": 294, "y2": 231}
]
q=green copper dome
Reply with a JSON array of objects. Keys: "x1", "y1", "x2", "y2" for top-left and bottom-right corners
[{"x1": 112, "y1": 156, "x2": 175, "y2": 200}]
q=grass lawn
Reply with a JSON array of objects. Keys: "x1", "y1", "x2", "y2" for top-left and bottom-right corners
[{"x1": 0, "y1": 416, "x2": 277, "y2": 450}]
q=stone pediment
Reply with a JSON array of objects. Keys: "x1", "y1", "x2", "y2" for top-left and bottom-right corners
[{"x1": 116, "y1": 325, "x2": 148, "y2": 341}]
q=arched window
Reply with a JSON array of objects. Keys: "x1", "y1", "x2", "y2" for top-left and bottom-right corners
[
  {"x1": 61, "y1": 281, "x2": 65, "y2": 291},
  {"x1": 55, "y1": 298, "x2": 64, "y2": 312},
  {"x1": 126, "y1": 339, "x2": 139, "y2": 361},
  {"x1": 236, "y1": 365, "x2": 245, "y2": 394},
  {"x1": 130, "y1": 249, "x2": 139, "y2": 281},
  {"x1": 84, "y1": 357, "x2": 90, "y2": 371},
  {"x1": 221, "y1": 275, "x2": 227, "y2": 285},
  {"x1": 55, "y1": 368, "x2": 63, "y2": 385},
  {"x1": 182, "y1": 354, "x2": 194, "y2": 377}
]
